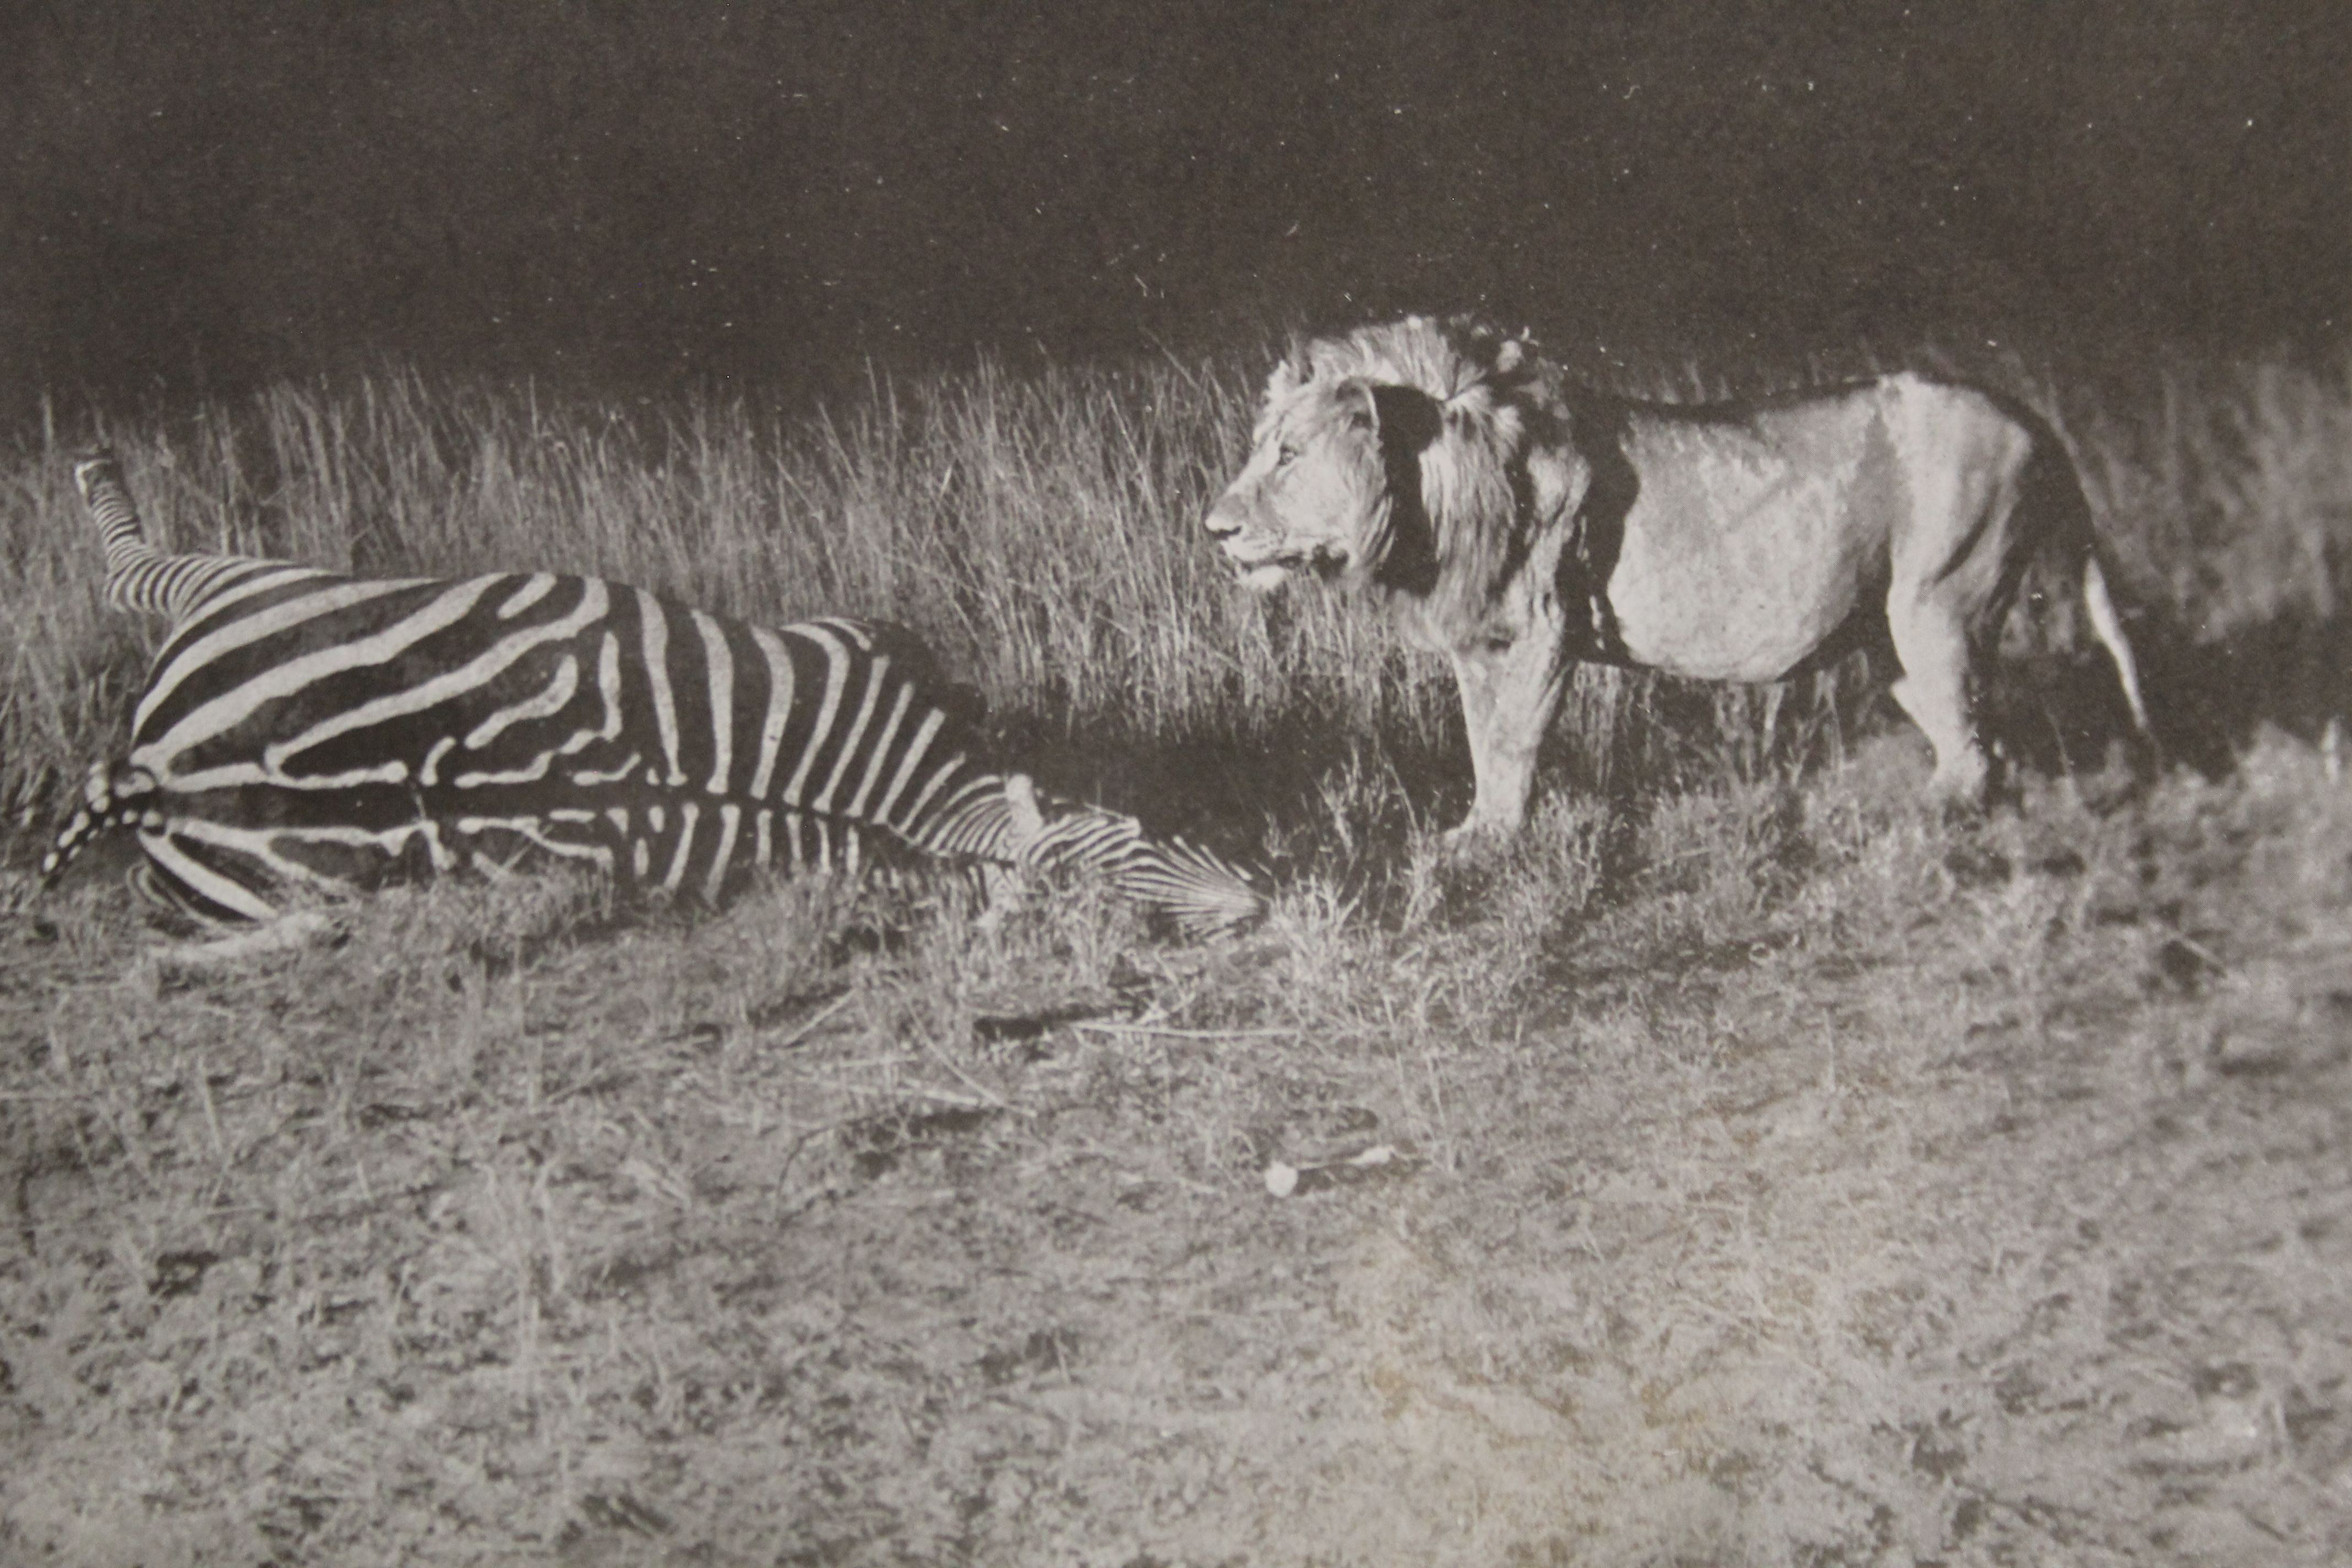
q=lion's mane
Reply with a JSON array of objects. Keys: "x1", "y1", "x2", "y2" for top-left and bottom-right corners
[{"x1": 1262, "y1": 315, "x2": 1558, "y2": 641}]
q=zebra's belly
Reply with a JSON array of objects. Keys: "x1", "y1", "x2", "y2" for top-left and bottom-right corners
[{"x1": 124, "y1": 769, "x2": 914, "y2": 921}]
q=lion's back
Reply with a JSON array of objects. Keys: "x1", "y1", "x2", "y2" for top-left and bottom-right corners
[{"x1": 1601, "y1": 375, "x2": 2033, "y2": 680}]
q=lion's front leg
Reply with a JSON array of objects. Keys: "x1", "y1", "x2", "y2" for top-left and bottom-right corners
[{"x1": 1444, "y1": 628, "x2": 1571, "y2": 844}]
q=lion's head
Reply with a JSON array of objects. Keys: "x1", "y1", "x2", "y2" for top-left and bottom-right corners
[{"x1": 1203, "y1": 315, "x2": 1546, "y2": 635}]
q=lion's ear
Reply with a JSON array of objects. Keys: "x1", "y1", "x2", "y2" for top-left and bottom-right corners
[{"x1": 1311, "y1": 376, "x2": 1373, "y2": 434}]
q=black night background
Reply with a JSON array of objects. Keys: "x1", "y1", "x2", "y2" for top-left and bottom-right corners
[{"x1": 4, "y1": 0, "x2": 2344, "y2": 417}]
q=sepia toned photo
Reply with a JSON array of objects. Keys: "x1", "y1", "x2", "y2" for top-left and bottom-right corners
[{"x1": 2, "y1": 4, "x2": 2345, "y2": 1562}]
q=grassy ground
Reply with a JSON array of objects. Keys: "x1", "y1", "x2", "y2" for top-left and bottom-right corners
[
  {"x1": 4, "y1": 731, "x2": 2349, "y2": 1565},
  {"x1": 2, "y1": 339, "x2": 2349, "y2": 1564}
]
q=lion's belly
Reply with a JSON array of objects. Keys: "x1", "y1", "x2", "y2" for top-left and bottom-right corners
[{"x1": 1599, "y1": 429, "x2": 1888, "y2": 682}]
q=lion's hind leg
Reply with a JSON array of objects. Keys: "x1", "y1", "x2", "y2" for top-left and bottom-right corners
[
  {"x1": 1881, "y1": 386, "x2": 2037, "y2": 810},
  {"x1": 1885, "y1": 592, "x2": 1994, "y2": 809}
]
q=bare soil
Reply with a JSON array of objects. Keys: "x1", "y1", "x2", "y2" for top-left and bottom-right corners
[{"x1": 4, "y1": 733, "x2": 2350, "y2": 1566}]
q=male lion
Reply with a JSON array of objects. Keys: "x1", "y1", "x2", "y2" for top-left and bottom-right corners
[{"x1": 1204, "y1": 315, "x2": 2152, "y2": 839}]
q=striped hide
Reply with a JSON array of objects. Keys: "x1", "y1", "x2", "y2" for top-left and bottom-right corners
[{"x1": 40, "y1": 450, "x2": 1265, "y2": 939}]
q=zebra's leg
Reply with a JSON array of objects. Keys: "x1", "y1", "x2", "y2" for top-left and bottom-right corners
[
  {"x1": 976, "y1": 773, "x2": 1049, "y2": 932},
  {"x1": 128, "y1": 853, "x2": 346, "y2": 967},
  {"x1": 107, "y1": 810, "x2": 346, "y2": 965},
  {"x1": 137, "y1": 908, "x2": 345, "y2": 977},
  {"x1": 128, "y1": 859, "x2": 202, "y2": 919}
]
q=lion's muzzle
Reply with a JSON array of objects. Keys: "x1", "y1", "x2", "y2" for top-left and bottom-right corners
[
  {"x1": 1202, "y1": 494, "x2": 1249, "y2": 551},
  {"x1": 1203, "y1": 493, "x2": 1301, "y2": 591},
  {"x1": 1203, "y1": 497, "x2": 1265, "y2": 574}
]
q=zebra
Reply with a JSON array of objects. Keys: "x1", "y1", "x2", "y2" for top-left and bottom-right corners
[{"x1": 37, "y1": 449, "x2": 1266, "y2": 940}]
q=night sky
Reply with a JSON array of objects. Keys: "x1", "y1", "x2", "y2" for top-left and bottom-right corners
[{"x1": 3, "y1": 0, "x2": 2344, "y2": 417}]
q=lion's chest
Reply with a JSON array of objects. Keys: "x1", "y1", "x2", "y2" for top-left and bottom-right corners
[{"x1": 1594, "y1": 416, "x2": 1891, "y2": 682}]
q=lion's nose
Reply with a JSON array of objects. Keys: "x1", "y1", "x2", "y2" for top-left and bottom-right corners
[{"x1": 1202, "y1": 502, "x2": 1242, "y2": 541}]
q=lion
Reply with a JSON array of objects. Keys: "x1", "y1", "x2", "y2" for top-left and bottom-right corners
[{"x1": 1204, "y1": 315, "x2": 2152, "y2": 838}]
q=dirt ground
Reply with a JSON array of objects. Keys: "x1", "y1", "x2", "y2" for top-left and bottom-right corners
[{"x1": 3, "y1": 731, "x2": 2350, "y2": 1566}]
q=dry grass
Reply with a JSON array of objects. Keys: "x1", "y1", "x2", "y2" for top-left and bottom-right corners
[
  {"x1": 3, "y1": 337, "x2": 2350, "y2": 1564},
  {"x1": 16, "y1": 336, "x2": 2344, "y2": 836},
  {"x1": 0, "y1": 357, "x2": 1431, "y2": 835},
  {"x1": 5, "y1": 732, "x2": 2350, "y2": 1565}
]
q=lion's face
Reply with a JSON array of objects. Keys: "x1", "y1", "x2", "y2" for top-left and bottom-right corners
[{"x1": 1202, "y1": 371, "x2": 1389, "y2": 594}]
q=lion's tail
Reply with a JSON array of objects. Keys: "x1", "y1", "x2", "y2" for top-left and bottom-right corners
[
  {"x1": 2020, "y1": 410, "x2": 2161, "y2": 752},
  {"x1": 2080, "y1": 553, "x2": 2153, "y2": 739}
]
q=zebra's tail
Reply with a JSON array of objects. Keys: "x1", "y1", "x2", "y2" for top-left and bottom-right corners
[{"x1": 38, "y1": 760, "x2": 144, "y2": 892}]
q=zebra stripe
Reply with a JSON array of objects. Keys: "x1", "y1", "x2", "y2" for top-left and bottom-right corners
[
  {"x1": 745, "y1": 625, "x2": 797, "y2": 799},
  {"x1": 42, "y1": 447, "x2": 1266, "y2": 936},
  {"x1": 632, "y1": 587, "x2": 685, "y2": 788},
  {"x1": 690, "y1": 608, "x2": 735, "y2": 795},
  {"x1": 134, "y1": 574, "x2": 423, "y2": 736},
  {"x1": 781, "y1": 624, "x2": 852, "y2": 808}
]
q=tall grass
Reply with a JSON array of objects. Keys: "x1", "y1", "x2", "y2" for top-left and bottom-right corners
[
  {"x1": 0, "y1": 356, "x2": 1438, "y2": 837},
  {"x1": 2061, "y1": 352, "x2": 2352, "y2": 627},
  {"x1": 4, "y1": 337, "x2": 2346, "y2": 847}
]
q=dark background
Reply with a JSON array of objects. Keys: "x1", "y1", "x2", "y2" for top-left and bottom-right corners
[{"x1": 3, "y1": 0, "x2": 2344, "y2": 418}]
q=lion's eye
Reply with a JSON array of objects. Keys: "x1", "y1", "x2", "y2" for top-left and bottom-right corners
[{"x1": 1274, "y1": 443, "x2": 1301, "y2": 470}]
